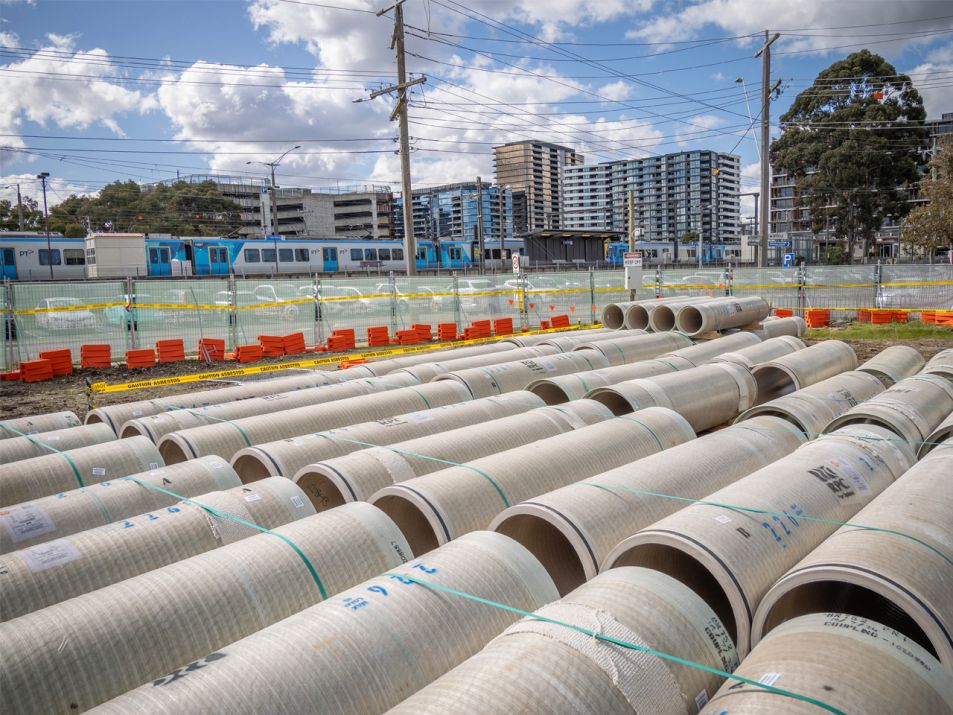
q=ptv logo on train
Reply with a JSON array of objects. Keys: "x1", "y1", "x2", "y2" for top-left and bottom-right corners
[{"x1": 18, "y1": 249, "x2": 35, "y2": 256}]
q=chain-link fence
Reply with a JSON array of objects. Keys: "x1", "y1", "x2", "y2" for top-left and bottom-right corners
[{"x1": 3, "y1": 264, "x2": 952, "y2": 369}]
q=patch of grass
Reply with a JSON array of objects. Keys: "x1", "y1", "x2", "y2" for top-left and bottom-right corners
[{"x1": 805, "y1": 321, "x2": 953, "y2": 341}]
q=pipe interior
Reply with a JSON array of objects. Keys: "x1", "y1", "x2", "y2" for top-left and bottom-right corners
[
  {"x1": 530, "y1": 383, "x2": 571, "y2": 405},
  {"x1": 119, "y1": 424, "x2": 145, "y2": 439},
  {"x1": 611, "y1": 542, "x2": 737, "y2": 642},
  {"x1": 158, "y1": 440, "x2": 190, "y2": 464},
  {"x1": 588, "y1": 391, "x2": 635, "y2": 416},
  {"x1": 602, "y1": 305, "x2": 625, "y2": 330},
  {"x1": 626, "y1": 306, "x2": 650, "y2": 330},
  {"x1": 652, "y1": 307, "x2": 678, "y2": 332},
  {"x1": 295, "y1": 472, "x2": 348, "y2": 512},
  {"x1": 231, "y1": 454, "x2": 273, "y2": 483},
  {"x1": 677, "y1": 306, "x2": 704, "y2": 335},
  {"x1": 831, "y1": 414, "x2": 909, "y2": 442},
  {"x1": 494, "y1": 513, "x2": 586, "y2": 597},
  {"x1": 85, "y1": 413, "x2": 104, "y2": 424},
  {"x1": 740, "y1": 407, "x2": 809, "y2": 435},
  {"x1": 754, "y1": 365, "x2": 798, "y2": 404},
  {"x1": 374, "y1": 494, "x2": 440, "y2": 556},
  {"x1": 761, "y1": 580, "x2": 937, "y2": 658}
]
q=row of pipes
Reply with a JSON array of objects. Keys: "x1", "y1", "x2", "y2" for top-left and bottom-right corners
[{"x1": 1, "y1": 295, "x2": 952, "y2": 714}]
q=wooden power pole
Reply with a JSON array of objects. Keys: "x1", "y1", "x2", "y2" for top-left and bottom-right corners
[{"x1": 755, "y1": 31, "x2": 780, "y2": 268}]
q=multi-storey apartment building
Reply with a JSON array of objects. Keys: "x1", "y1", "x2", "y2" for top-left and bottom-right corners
[
  {"x1": 393, "y1": 181, "x2": 513, "y2": 245},
  {"x1": 493, "y1": 141, "x2": 583, "y2": 234}
]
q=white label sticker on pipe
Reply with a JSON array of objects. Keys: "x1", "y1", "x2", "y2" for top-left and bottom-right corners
[
  {"x1": 829, "y1": 457, "x2": 871, "y2": 496},
  {"x1": 715, "y1": 515, "x2": 732, "y2": 524},
  {"x1": 290, "y1": 495, "x2": 305, "y2": 509},
  {"x1": 694, "y1": 690, "x2": 709, "y2": 710},
  {"x1": 91, "y1": 467, "x2": 106, "y2": 476},
  {"x1": 0, "y1": 504, "x2": 57, "y2": 543},
  {"x1": 244, "y1": 493, "x2": 262, "y2": 502},
  {"x1": 18, "y1": 538, "x2": 81, "y2": 572},
  {"x1": 758, "y1": 672, "x2": 781, "y2": 687}
]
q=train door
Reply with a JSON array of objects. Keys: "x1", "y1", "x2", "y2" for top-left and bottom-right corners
[
  {"x1": 0, "y1": 247, "x2": 16, "y2": 279},
  {"x1": 322, "y1": 247, "x2": 339, "y2": 273},
  {"x1": 147, "y1": 246, "x2": 172, "y2": 276},
  {"x1": 208, "y1": 246, "x2": 229, "y2": 275}
]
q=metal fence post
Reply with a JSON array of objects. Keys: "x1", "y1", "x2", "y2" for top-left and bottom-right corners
[
  {"x1": 452, "y1": 273, "x2": 462, "y2": 332},
  {"x1": 313, "y1": 275, "x2": 323, "y2": 347},
  {"x1": 227, "y1": 274, "x2": 237, "y2": 351},
  {"x1": 126, "y1": 276, "x2": 137, "y2": 351},
  {"x1": 655, "y1": 266, "x2": 662, "y2": 298},
  {"x1": 3, "y1": 280, "x2": 13, "y2": 371},
  {"x1": 520, "y1": 269, "x2": 530, "y2": 332},
  {"x1": 797, "y1": 262, "x2": 807, "y2": 315},
  {"x1": 874, "y1": 260, "x2": 883, "y2": 310},
  {"x1": 588, "y1": 267, "x2": 596, "y2": 326},
  {"x1": 388, "y1": 271, "x2": 398, "y2": 334}
]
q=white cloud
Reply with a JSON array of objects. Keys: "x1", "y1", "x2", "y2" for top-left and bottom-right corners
[
  {"x1": 740, "y1": 161, "x2": 760, "y2": 218},
  {"x1": 599, "y1": 80, "x2": 632, "y2": 102},
  {"x1": 0, "y1": 173, "x2": 95, "y2": 208},
  {"x1": 0, "y1": 30, "x2": 18, "y2": 48}
]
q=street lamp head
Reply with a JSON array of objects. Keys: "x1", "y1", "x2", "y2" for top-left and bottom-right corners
[
  {"x1": 735, "y1": 77, "x2": 744, "y2": 84},
  {"x1": 37, "y1": 172, "x2": 50, "y2": 179}
]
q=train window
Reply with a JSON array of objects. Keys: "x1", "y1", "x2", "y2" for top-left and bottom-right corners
[
  {"x1": 448, "y1": 246, "x2": 462, "y2": 260},
  {"x1": 244, "y1": 249, "x2": 261, "y2": 263},
  {"x1": 364, "y1": 248, "x2": 377, "y2": 261},
  {"x1": 378, "y1": 248, "x2": 391, "y2": 261},
  {"x1": 416, "y1": 247, "x2": 427, "y2": 260},
  {"x1": 38, "y1": 249, "x2": 61, "y2": 266},
  {"x1": 63, "y1": 249, "x2": 85, "y2": 265},
  {"x1": 278, "y1": 249, "x2": 294, "y2": 263},
  {"x1": 261, "y1": 249, "x2": 277, "y2": 262},
  {"x1": 350, "y1": 248, "x2": 361, "y2": 261},
  {"x1": 295, "y1": 249, "x2": 309, "y2": 262},
  {"x1": 393, "y1": 248, "x2": 403, "y2": 260}
]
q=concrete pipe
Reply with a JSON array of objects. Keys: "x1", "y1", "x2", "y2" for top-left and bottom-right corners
[
  {"x1": 586, "y1": 362, "x2": 757, "y2": 433},
  {"x1": 1, "y1": 501, "x2": 411, "y2": 714},
  {"x1": 711, "y1": 335, "x2": 806, "y2": 370},
  {"x1": 0, "y1": 435, "x2": 164, "y2": 507},
  {"x1": 823, "y1": 374, "x2": 953, "y2": 450},
  {"x1": 661, "y1": 331, "x2": 762, "y2": 368},
  {"x1": 603, "y1": 424, "x2": 915, "y2": 656},
  {"x1": 645, "y1": 296, "x2": 723, "y2": 333},
  {"x1": 855, "y1": 344, "x2": 926, "y2": 386},
  {"x1": 157, "y1": 380, "x2": 473, "y2": 464},
  {"x1": 752, "y1": 442, "x2": 953, "y2": 671},
  {"x1": 390, "y1": 345, "x2": 560, "y2": 383},
  {"x1": 537, "y1": 329, "x2": 643, "y2": 352},
  {"x1": 700, "y1": 614, "x2": 953, "y2": 714},
  {"x1": 119, "y1": 373, "x2": 421, "y2": 442},
  {"x1": 735, "y1": 369, "x2": 887, "y2": 437},
  {"x1": 231, "y1": 392, "x2": 547, "y2": 482},
  {"x1": 751, "y1": 339, "x2": 858, "y2": 405},
  {"x1": 675, "y1": 296, "x2": 771, "y2": 337},
  {"x1": 0, "y1": 456, "x2": 239, "y2": 553},
  {"x1": 390, "y1": 567, "x2": 739, "y2": 715},
  {"x1": 295, "y1": 399, "x2": 614, "y2": 511},
  {"x1": 743, "y1": 315, "x2": 807, "y2": 340},
  {"x1": 0, "y1": 422, "x2": 116, "y2": 465},
  {"x1": 371, "y1": 407, "x2": 695, "y2": 556},
  {"x1": 491, "y1": 415, "x2": 806, "y2": 596},
  {"x1": 601, "y1": 301, "x2": 641, "y2": 329},
  {"x1": 923, "y1": 348, "x2": 953, "y2": 382},
  {"x1": 91, "y1": 531, "x2": 558, "y2": 715},
  {"x1": 528, "y1": 359, "x2": 681, "y2": 405},
  {"x1": 1, "y1": 476, "x2": 315, "y2": 620},
  {"x1": 0, "y1": 411, "x2": 81, "y2": 439},
  {"x1": 434, "y1": 350, "x2": 611, "y2": 399},
  {"x1": 571, "y1": 331, "x2": 689, "y2": 367},
  {"x1": 920, "y1": 412, "x2": 953, "y2": 458},
  {"x1": 85, "y1": 370, "x2": 354, "y2": 433},
  {"x1": 362, "y1": 342, "x2": 517, "y2": 376},
  {"x1": 501, "y1": 327, "x2": 614, "y2": 347}
]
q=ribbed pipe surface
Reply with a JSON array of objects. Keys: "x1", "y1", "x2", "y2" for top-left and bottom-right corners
[
  {"x1": 0, "y1": 411, "x2": 81, "y2": 439},
  {"x1": 856, "y1": 344, "x2": 926, "y2": 386},
  {"x1": 528, "y1": 359, "x2": 681, "y2": 405},
  {"x1": 491, "y1": 415, "x2": 806, "y2": 595},
  {"x1": 2, "y1": 502, "x2": 411, "y2": 714},
  {"x1": 744, "y1": 315, "x2": 807, "y2": 339},
  {"x1": 700, "y1": 614, "x2": 953, "y2": 714},
  {"x1": 711, "y1": 335, "x2": 806, "y2": 370},
  {"x1": 90, "y1": 532, "x2": 558, "y2": 715},
  {"x1": 823, "y1": 373, "x2": 953, "y2": 449},
  {"x1": 157, "y1": 380, "x2": 473, "y2": 464},
  {"x1": 572, "y1": 331, "x2": 686, "y2": 367},
  {"x1": 501, "y1": 327, "x2": 614, "y2": 347},
  {"x1": 921, "y1": 412, "x2": 953, "y2": 458},
  {"x1": 661, "y1": 331, "x2": 762, "y2": 368},
  {"x1": 371, "y1": 407, "x2": 695, "y2": 556},
  {"x1": 675, "y1": 296, "x2": 771, "y2": 336},
  {"x1": 601, "y1": 301, "x2": 639, "y2": 329},
  {"x1": 751, "y1": 339, "x2": 858, "y2": 404},
  {"x1": 1, "y1": 476, "x2": 315, "y2": 620},
  {"x1": 230, "y1": 392, "x2": 546, "y2": 482},
  {"x1": 0, "y1": 422, "x2": 116, "y2": 464},
  {"x1": 752, "y1": 441, "x2": 953, "y2": 670},
  {"x1": 390, "y1": 345, "x2": 560, "y2": 383},
  {"x1": 537, "y1": 330, "x2": 643, "y2": 352},
  {"x1": 735, "y1": 369, "x2": 886, "y2": 436},
  {"x1": 364, "y1": 342, "x2": 516, "y2": 376},
  {"x1": 603, "y1": 425, "x2": 915, "y2": 656},
  {"x1": 0, "y1": 436, "x2": 164, "y2": 507},
  {"x1": 0, "y1": 456, "x2": 239, "y2": 553},
  {"x1": 645, "y1": 296, "x2": 722, "y2": 333},
  {"x1": 119, "y1": 374, "x2": 421, "y2": 442},
  {"x1": 586, "y1": 362, "x2": 757, "y2": 432},
  {"x1": 389, "y1": 567, "x2": 739, "y2": 715},
  {"x1": 923, "y1": 348, "x2": 953, "y2": 382},
  {"x1": 85, "y1": 371, "x2": 352, "y2": 433},
  {"x1": 435, "y1": 350, "x2": 611, "y2": 399},
  {"x1": 295, "y1": 399, "x2": 614, "y2": 510}
]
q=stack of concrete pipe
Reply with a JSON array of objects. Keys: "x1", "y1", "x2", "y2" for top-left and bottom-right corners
[
  {"x1": 604, "y1": 424, "x2": 915, "y2": 656},
  {"x1": 855, "y1": 344, "x2": 925, "y2": 386},
  {"x1": 0, "y1": 422, "x2": 116, "y2": 464},
  {"x1": 390, "y1": 568, "x2": 739, "y2": 715},
  {"x1": 658, "y1": 331, "x2": 761, "y2": 368},
  {"x1": 156, "y1": 380, "x2": 473, "y2": 463},
  {"x1": 355, "y1": 341, "x2": 517, "y2": 376},
  {"x1": 0, "y1": 410, "x2": 82, "y2": 437},
  {"x1": 600, "y1": 300, "x2": 646, "y2": 329},
  {"x1": 91, "y1": 532, "x2": 559, "y2": 715},
  {"x1": 293, "y1": 399, "x2": 614, "y2": 511},
  {"x1": 501, "y1": 327, "x2": 614, "y2": 347},
  {"x1": 119, "y1": 373, "x2": 422, "y2": 442},
  {"x1": 646, "y1": 296, "x2": 723, "y2": 333},
  {"x1": 491, "y1": 415, "x2": 807, "y2": 595},
  {"x1": 570, "y1": 331, "x2": 686, "y2": 366},
  {"x1": 743, "y1": 315, "x2": 806, "y2": 339},
  {"x1": 0, "y1": 436, "x2": 164, "y2": 506},
  {"x1": 752, "y1": 439, "x2": 953, "y2": 669},
  {"x1": 1, "y1": 502, "x2": 412, "y2": 714},
  {"x1": 371, "y1": 407, "x2": 695, "y2": 555},
  {"x1": 751, "y1": 339, "x2": 858, "y2": 404},
  {"x1": 230, "y1": 392, "x2": 548, "y2": 481},
  {"x1": 0, "y1": 456, "x2": 239, "y2": 552},
  {"x1": 535, "y1": 329, "x2": 643, "y2": 351},
  {"x1": 701, "y1": 614, "x2": 953, "y2": 714},
  {"x1": 85, "y1": 370, "x2": 356, "y2": 433},
  {"x1": 710, "y1": 335, "x2": 805, "y2": 370},
  {"x1": 388, "y1": 345, "x2": 560, "y2": 383},
  {"x1": 674, "y1": 296, "x2": 771, "y2": 337},
  {"x1": 2, "y1": 476, "x2": 315, "y2": 620},
  {"x1": 921, "y1": 412, "x2": 953, "y2": 457},
  {"x1": 585, "y1": 362, "x2": 757, "y2": 433},
  {"x1": 923, "y1": 348, "x2": 953, "y2": 382},
  {"x1": 434, "y1": 350, "x2": 611, "y2": 399},
  {"x1": 823, "y1": 373, "x2": 953, "y2": 450}
]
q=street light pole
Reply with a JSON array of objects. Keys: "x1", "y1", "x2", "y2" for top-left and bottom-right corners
[
  {"x1": 37, "y1": 172, "x2": 51, "y2": 279},
  {"x1": 247, "y1": 145, "x2": 299, "y2": 275},
  {"x1": 2, "y1": 184, "x2": 25, "y2": 230}
]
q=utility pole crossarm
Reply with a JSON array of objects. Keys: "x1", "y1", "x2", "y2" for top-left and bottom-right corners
[
  {"x1": 369, "y1": 76, "x2": 426, "y2": 100},
  {"x1": 756, "y1": 29, "x2": 780, "y2": 268}
]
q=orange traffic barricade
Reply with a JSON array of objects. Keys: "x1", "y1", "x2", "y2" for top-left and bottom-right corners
[
  {"x1": 38, "y1": 348, "x2": 73, "y2": 376},
  {"x1": 80, "y1": 344, "x2": 111, "y2": 369},
  {"x1": 126, "y1": 348, "x2": 156, "y2": 369},
  {"x1": 156, "y1": 339, "x2": 185, "y2": 364},
  {"x1": 20, "y1": 359, "x2": 54, "y2": 382}
]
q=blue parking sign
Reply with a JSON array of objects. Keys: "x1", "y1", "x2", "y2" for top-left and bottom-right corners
[{"x1": 782, "y1": 253, "x2": 795, "y2": 268}]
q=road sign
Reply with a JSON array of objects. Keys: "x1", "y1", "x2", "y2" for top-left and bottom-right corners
[
  {"x1": 623, "y1": 251, "x2": 643, "y2": 268},
  {"x1": 769, "y1": 240, "x2": 791, "y2": 248},
  {"x1": 512, "y1": 254, "x2": 521, "y2": 274},
  {"x1": 782, "y1": 253, "x2": 795, "y2": 268}
]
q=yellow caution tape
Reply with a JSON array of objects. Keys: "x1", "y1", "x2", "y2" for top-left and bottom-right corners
[{"x1": 12, "y1": 301, "x2": 127, "y2": 315}]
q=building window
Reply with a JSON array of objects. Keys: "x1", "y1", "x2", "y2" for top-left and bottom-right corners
[
  {"x1": 278, "y1": 249, "x2": 294, "y2": 263},
  {"x1": 261, "y1": 249, "x2": 277, "y2": 263},
  {"x1": 63, "y1": 249, "x2": 85, "y2": 265},
  {"x1": 295, "y1": 249, "x2": 310, "y2": 262},
  {"x1": 244, "y1": 249, "x2": 261, "y2": 263},
  {"x1": 38, "y1": 249, "x2": 61, "y2": 266}
]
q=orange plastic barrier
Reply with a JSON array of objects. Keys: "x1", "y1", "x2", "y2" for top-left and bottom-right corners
[
  {"x1": 856, "y1": 309, "x2": 871, "y2": 323},
  {"x1": 412, "y1": 323, "x2": 433, "y2": 342},
  {"x1": 437, "y1": 323, "x2": 458, "y2": 341},
  {"x1": 395, "y1": 329, "x2": 420, "y2": 346},
  {"x1": 156, "y1": 339, "x2": 185, "y2": 364},
  {"x1": 125, "y1": 349, "x2": 156, "y2": 369},
  {"x1": 20, "y1": 359, "x2": 54, "y2": 383},
  {"x1": 367, "y1": 326, "x2": 390, "y2": 348},
  {"x1": 283, "y1": 332, "x2": 307, "y2": 356},
  {"x1": 38, "y1": 348, "x2": 73, "y2": 376},
  {"x1": 805, "y1": 309, "x2": 831, "y2": 328},
  {"x1": 773, "y1": 308, "x2": 793, "y2": 319},
  {"x1": 235, "y1": 344, "x2": 263, "y2": 363},
  {"x1": 550, "y1": 314, "x2": 571, "y2": 329},
  {"x1": 493, "y1": 318, "x2": 514, "y2": 336},
  {"x1": 80, "y1": 344, "x2": 111, "y2": 369},
  {"x1": 198, "y1": 338, "x2": 226, "y2": 361}
]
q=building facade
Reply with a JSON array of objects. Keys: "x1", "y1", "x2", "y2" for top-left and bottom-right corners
[
  {"x1": 393, "y1": 181, "x2": 513, "y2": 245},
  {"x1": 563, "y1": 150, "x2": 741, "y2": 243},
  {"x1": 493, "y1": 141, "x2": 583, "y2": 234}
]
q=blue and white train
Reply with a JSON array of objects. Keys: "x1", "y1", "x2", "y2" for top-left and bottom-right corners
[{"x1": 605, "y1": 241, "x2": 745, "y2": 266}]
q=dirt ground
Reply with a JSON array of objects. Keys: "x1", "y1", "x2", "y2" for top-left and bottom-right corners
[{"x1": 1, "y1": 337, "x2": 950, "y2": 422}]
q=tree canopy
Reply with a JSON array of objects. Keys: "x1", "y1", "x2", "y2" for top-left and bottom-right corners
[
  {"x1": 770, "y1": 49, "x2": 929, "y2": 262},
  {"x1": 902, "y1": 136, "x2": 953, "y2": 261},
  {"x1": 45, "y1": 180, "x2": 243, "y2": 236}
]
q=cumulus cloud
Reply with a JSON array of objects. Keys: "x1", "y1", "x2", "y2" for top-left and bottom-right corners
[
  {"x1": 0, "y1": 173, "x2": 95, "y2": 208},
  {"x1": 904, "y1": 41, "x2": 953, "y2": 118},
  {"x1": 740, "y1": 161, "x2": 760, "y2": 218}
]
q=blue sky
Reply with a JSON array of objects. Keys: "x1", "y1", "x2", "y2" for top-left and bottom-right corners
[{"x1": 1, "y1": 0, "x2": 952, "y2": 219}]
